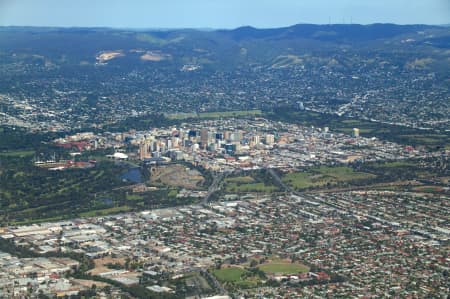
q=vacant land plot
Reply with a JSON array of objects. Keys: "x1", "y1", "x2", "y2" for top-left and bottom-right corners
[
  {"x1": 150, "y1": 164, "x2": 204, "y2": 189},
  {"x1": 96, "y1": 51, "x2": 124, "y2": 63},
  {"x1": 140, "y1": 51, "x2": 171, "y2": 61},
  {"x1": 283, "y1": 166, "x2": 375, "y2": 190},
  {"x1": 72, "y1": 279, "x2": 110, "y2": 288},
  {"x1": 413, "y1": 186, "x2": 444, "y2": 193},
  {"x1": 88, "y1": 256, "x2": 126, "y2": 276}
]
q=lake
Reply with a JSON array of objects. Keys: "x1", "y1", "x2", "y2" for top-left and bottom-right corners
[{"x1": 120, "y1": 168, "x2": 142, "y2": 183}]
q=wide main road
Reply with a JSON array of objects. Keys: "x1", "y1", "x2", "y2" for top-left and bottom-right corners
[
  {"x1": 267, "y1": 167, "x2": 293, "y2": 193},
  {"x1": 202, "y1": 172, "x2": 225, "y2": 205}
]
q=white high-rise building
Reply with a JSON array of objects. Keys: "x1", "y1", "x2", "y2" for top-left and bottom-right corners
[
  {"x1": 265, "y1": 134, "x2": 275, "y2": 145},
  {"x1": 252, "y1": 135, "x2": 261, "y2": 145}
]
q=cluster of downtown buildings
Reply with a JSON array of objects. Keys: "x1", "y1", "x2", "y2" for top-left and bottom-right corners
[{"x1": 53, "y1": 118, "x2": 431, "y2": 173}]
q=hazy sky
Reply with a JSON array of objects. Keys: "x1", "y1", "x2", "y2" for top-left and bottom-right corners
[{"x1": 0, "y1": 0, "x2": 448, "y2": 28}]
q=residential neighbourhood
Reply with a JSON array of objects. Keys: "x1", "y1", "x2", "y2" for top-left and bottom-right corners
[{"x1": 1, "y1": 189, "x2": 448, "y2": 297}]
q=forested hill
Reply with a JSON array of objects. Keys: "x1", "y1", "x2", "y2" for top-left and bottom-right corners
[{"x1": 0, "y1": 23, "x2": 448, "y2": 67}]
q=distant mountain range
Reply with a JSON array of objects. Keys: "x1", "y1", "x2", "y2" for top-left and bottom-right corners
[{"x1": 0, "y1": 23, "x2": 449, "y2": 65}]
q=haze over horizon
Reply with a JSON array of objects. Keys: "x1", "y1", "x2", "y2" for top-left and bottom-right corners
[{"x1": 0, "y1": 0, "x2": 449, "y2": 29}]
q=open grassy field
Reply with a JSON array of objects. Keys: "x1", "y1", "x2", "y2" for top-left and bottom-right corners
[
  {"x1": 79, "y1": 205, "x2": 132, "y2": 217},
  {"x1": 12, "y1": 215, "x2": 67, "y2": 225},
  {"x1": 259, "y1": 262, "x2": 309, "y2": 275},
  {"x1": 225, "y1": 176, "x2": 255, "y2": 183},
  {"x1": 399, "y1": 134, "x2": 450, "y2": 146},
  {"x1": 212, "y1": 267, "x2": 247, "y2": 283},
  {"x1": 366, "y1": 160, "x2": 436, "y2": 179},
  {"x1": 212, "y1": 266, "x2": 261, "y2": 289},
  {"x1": 0, "y1": 150, "x2": 34, "y2": 157},
  {"x1": 224, "y1": 172, "x2": 280, "y2": 193},
  {"x1": 168, "y1": 189, "x2": 179, "y2": 198},
  {"x1": 371, "y1": 161, "x2": 416, "y2": 169},
  {"x1": 283, "y1": 166, "x2": 375, "y2": 190},
  {"x1": 126, "y1": 193, "x2": 144, "y2": 201}
]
